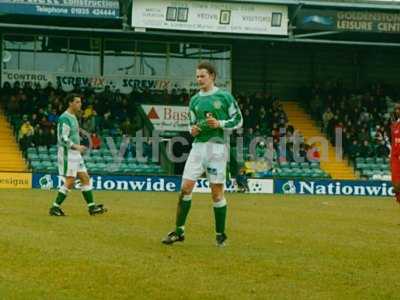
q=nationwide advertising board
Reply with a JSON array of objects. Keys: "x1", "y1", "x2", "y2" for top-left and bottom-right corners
[
  {"x1": 2, "y1": 70, "x2": 231, "y2": 93},
  {"x1": 297, "y1": 9, "x2": 400, "y2": 34},
  {"x1": 33, "y1": 173, "x2": 182, "y2": 192},
  {"x1": 0, "y1": 0, "x2": 120, "y2": 19},
  {"x1": 132, "y1": 0, "x2": 288, "y2": 36},
  {"x1": 33, "y1": 173, "x2": 274, "y2": 194},
  {"x1": 275, "y1": 179, "x2": 394, "y2": 197}
]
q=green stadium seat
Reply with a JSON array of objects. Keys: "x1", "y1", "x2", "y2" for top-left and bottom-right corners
[
  {"x1": 356, "y1": 163, "x2": 366, "y2": 170},
  {"x1": 90, "y1": 149, "x2": 101, "y2": 156},
  {"x1": 368, "y1": 163, "x2": 380, "y2": 171},
  {"x1": 27, "y1": 153, "x2": 39, "y2": 161},
  {"x1": 103, "y1": 156, "x2": 113, "y2": 164},
  {"x1": 91, "y1": 154, "x2": 103, "y2": 163},
  {"x1": 310, "y1": 162, "x2": 320, "y2": 169},
  {"x1": 355, "y1": 157, "x2": 365, "y2": 164},
  {"x1": 126, "y1": 157, "x2": 136, "y2": 164},
  {"x1": 31, "y1": 161, "x2": 42, "y2": 169},
  {"x1": 39, "y1": 153, "x2": 50, "y2": 161},
  {"x1": 27, "y1": 147, "x2": 37, "y2": 156},
  {"x1": 37, "y1": 146, "x2": 48, "y2": 155},
  {"x1": 314, "y1": 169, "x2": 324, "y2": 175},
  {"x1": 49, "y1": 148, "x2": 58, "y2": 156},
  {"x1": 375, "y1": 157, "x2": 384, "y2": 164},
  {"x1": 300, "y1": 162, "x2": 310, "y2": 169},
  {"x1": 84, "y1": 156, "x2": 94, "y2": 164},
  {"x1": 90, "y1": 166, "x2": 101, "y2": 174},
  {"x1": 47, "y1": 166, "x2": 57, "y2": 174},
  {"x1": 380, "y1": 164, "x2": 389, "y2": 171},
  {"x1": 319, "y1": 172, "x2": 328, "y2": 179},
  {"x1": 290, "y1": 162, "x2": 299, "y2": 169},
  {"x1": 280, "y1": 161, "x2": 289, "y2": 168},
  {"x1": 96, "y1": 162, "x2": 107, "y2": 170},
  {"x1": 302, "y1": 169, "x2": 314, "y2": 177},
  {"x1": 365, "y1": 157, "x2": 374, "y2": 164},
  {"x1": 362, "y1": 170, "x2": 374, "y2": 177}
]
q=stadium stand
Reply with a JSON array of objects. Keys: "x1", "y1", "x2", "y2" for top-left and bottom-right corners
[
  {"x1": 302, "y1": 81, "x2": 393, "y2": 180},
  {"x1": 233, "y1": 93, "x2": 331, "y2": 179},
  {"x1": 0, "y1": 82, "x2": 165, "y2": 176},
  {"x1": 0, "y1": 81, "x2": 331, "y2": 179}
]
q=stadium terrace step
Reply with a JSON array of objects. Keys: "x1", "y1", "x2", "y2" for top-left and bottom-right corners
[
  {"x1": 0, "y1": 107, "x2": 28, "y2": 172},
  {"x1": 281, "y1": 101, "x2": 357, "y2": 180}
]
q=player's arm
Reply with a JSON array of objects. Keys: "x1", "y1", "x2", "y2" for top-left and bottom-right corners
[
  {"x1": 188, "y1": 103, "x2": 201, "y2": 137},
  {"x1": 219, "y1": 94, "x2": 243, "y2": 130},
  {"x1": 58, "y1": 119, "x2": 85, "y2": 152}
]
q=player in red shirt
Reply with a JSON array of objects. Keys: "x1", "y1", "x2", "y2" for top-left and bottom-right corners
[{"x1": 391, "y1": 104, "x2": 400, "y2": 204}]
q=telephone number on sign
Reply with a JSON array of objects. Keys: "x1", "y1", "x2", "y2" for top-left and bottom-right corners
[
  {"x1": 71, "y1": 7, "x2": 90, "y2": 15},
  {"x1": 92, "y1": 8, "x2": 117, "y2": 16}
]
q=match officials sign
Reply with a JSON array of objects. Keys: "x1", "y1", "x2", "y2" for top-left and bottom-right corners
[
  {"x1": 0, "y1": 0, "x2": 119, "y2": 19},
  {"x1": 0, "y1": 172, "x2": 32, "y2": 189},
  {"x1": 132, "y1": 0, "x2": 288, "y2": 36},
  {"x1": 297, "y1": 9, "x2": 400, "y2": 33},
  {"x1": 141, "y1": 105, "x2": 189, "y2": 132}
]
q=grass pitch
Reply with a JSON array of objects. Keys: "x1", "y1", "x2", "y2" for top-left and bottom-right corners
[{"x1": 1, "y1": 190, "x2": 400, "y2": 299}]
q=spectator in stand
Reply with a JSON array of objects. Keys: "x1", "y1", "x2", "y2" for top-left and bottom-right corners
[
  {"x1": 308, "y1": 142, "x2": 321, "y2": 162},
  {"x1": 322, "y1": 107, "x2": 334, "y2": 134},
  {"x1": 244, "y1": 127, "x2": 255, "y2": 148},
  {"x1": 82, "y1": 111, "x2": 97, "y2": 133},
  {"x1": 18, "y1": 119, "x2": 34, "y2": 150},
  {"x1": 359, "y1": 140, "x2": 374, "y2": 158},
  {"x1": 33, "y1": 128, "x2": 47, "y2": 147},
  {"x1": 375, "y1": 139, "x2": 390, "y2": 157},
  {"x1": 48, "y1": 128, "x2": 57, "y2": 146},
  {"x1": 121, "y1": 118, "x2": 135, "y2": 136},
  {"x1": 91, "y1": 133, "x2": 101, "y2": 150},
  {"x1": 39, "y1": 115, "x2": 52, "y2": 132},
  {"x1": 48, "y1": 108, "x2": 59, "y2": 124}
]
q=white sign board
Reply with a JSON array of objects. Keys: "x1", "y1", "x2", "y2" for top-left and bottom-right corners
[
  {"x1": 132, "y1": 0, "x2": 288, "y2": 36},
  {"x1": 194, "y1": 178, "x2": 274, "y2": 194},
  {"x1": 141, "y1": 105, "x2": 190, "y2": 132}
]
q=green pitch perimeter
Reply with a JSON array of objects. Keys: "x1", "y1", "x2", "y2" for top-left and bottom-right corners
[{"x1": 0, "y1": 190, "x2": 400, "y2": 300}]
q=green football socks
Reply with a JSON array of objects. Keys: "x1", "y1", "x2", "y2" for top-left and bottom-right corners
[
  {"x1": 81, "y1": 185, "x2": 95, "y2": 207},
  {"x1": 175, "y1": 194, "x2": 192, "y2": 235},
  {"x1": 53, "y1": 186, "x2": 69, "y2": 207},
  {"x1": 213, "y1": 198, "x2": 227, "y2": 235}
]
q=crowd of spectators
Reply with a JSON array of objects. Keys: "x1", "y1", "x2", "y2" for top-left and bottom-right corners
[
  {"x1": 0, "y1": 82, "x2": 149, "y2": 151},
  {"x1": 303, "y1": 81, "x2": 393, "y2": 161},
  {"x1": 0, "y1": 81, "x2": 323, "y2": 171},
  {"x1": 233, "y1": 92, "x2": 320, "y2": 165}
]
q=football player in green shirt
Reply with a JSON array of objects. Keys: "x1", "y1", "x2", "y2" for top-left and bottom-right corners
[
  {"x1": 49, "y1": 94, "x2": 107, "y2": 216},
  {"x1": 162, "y1": 61, "x2": 243, "y2": 246}
]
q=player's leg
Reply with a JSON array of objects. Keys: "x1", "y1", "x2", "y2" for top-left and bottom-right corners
[
  {"x1": 162, "y1": 178, "x2": 197, "y2": 245},
  {"x1": 211, "y1": 183, "x2": 228, "y2": 247},
  {"x1": 176, "y1": 179, "x2": 196, "y2": 233},
  {"x1": 50, "y1": 147, "x2": 75, "y2": 216},
  {"x1": 391, "y1": 156, "x2": 400, "y2": 204},
  {"x1": 207, "y1": 143, "x2": 229, "y2": 246},
  {"x1": 77, "y1": 171, "x2": 107, "y2": 215},
  {"x1": 49, "y1": 176, "x2": 75, "y2": 216},
  {"x1": 162, "y1": 145, "x2": 203, "y2": 245}
]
